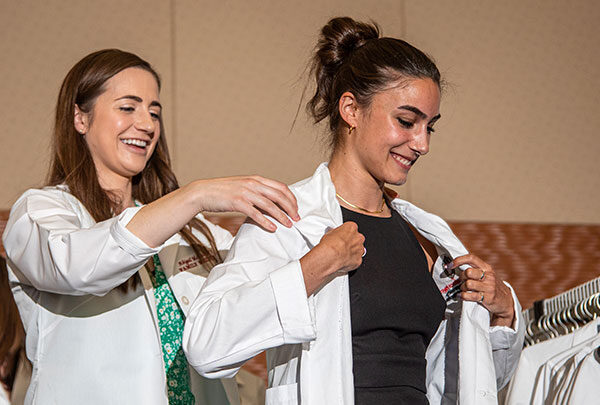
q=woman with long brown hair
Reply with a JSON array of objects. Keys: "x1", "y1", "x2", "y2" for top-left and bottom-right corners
[
  {"x1": 183, "y1": 17, "x2": 525, "y2": 404},
  {"x1": 2, "y1": 49, "x2": 298, "y2": 404}
]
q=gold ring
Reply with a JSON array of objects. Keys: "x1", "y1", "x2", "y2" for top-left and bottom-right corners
[
  {"x1": 479, "y1": 292, "x2": 484, "y2": 303},
  {"x1": 479, "y1": 270, "x2": 485, "y2": 281}
]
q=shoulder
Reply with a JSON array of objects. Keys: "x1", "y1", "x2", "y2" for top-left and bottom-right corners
[
  {"x1": 195, "y1": 212, "x2": 234, "y2": 250},
  {"x1": 9, "y1": 186, "x2": 86, "y2": 220}
]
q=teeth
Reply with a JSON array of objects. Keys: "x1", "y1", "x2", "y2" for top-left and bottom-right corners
[
  {"x1": 121, "y1": 139, "x2": 148, "y2": 148},
  {"x1": 392, "y1": 153, "x2": 412, "y2": 166}
]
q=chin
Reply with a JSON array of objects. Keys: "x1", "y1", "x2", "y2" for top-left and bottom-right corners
[
  {"x1": 387, "y1": 179, "x2": 407, "y2": 186},
  {"x1": 383, "y1": 171, "x2": 408, "y2": 186}
]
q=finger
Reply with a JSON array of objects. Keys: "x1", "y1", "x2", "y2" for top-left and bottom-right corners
[
  {"x1": 241, "y1": 205, "x2": 277, "y2": 232},
  {"x1": 251, "y1": 176, "x2": 300, "y2": 220},
  {"x1": 247, "y1": 192, "x2": 293, "y2": 228},
  {"x1": 462, "y1": 267, "x2": 486, "y2": 281},
  {"x1": 447, "y1": 254, "x2": 489, "y2": 271},
  {"x1": 460, "y1": 279, "x2": 486, "y2": 292},
  {"x1": 461, "y1": 291, "x2": 486, "y2": 304},
  {"x1": 252, "y1": 183, "x2": 298, "y2": 224},
  {"x1": 341, "y1": 221, "x2": 359, "y2": 232}
]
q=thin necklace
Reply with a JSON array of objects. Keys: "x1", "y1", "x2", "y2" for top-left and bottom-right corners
[{"x1": 336, "y1": 193, "x2": 385, "y2": 214}]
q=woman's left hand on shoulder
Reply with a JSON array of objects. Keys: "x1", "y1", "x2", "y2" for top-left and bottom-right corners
[{"x1": 447, "y1": 254, "x2": 516, "y2": 328}]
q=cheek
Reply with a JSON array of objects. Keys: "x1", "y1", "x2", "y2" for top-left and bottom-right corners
[{"x1": 147, "y1": 131, "x2": 161, "y2": 156}]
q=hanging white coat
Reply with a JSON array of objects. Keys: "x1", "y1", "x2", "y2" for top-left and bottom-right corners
[{"x1": 183, "y1": 163, "x2": 525, "y2": 405}]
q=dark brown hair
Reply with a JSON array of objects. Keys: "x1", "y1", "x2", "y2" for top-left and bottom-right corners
[
  {"x1": 307, "y1": 17, "x2": 442, "y2": 149},
  {"x1": 0, "y1": 256, "x2": 24, "y2": 394},
  {"x1": 47, "y1": 49, "x2": 221, "y2": 291}
]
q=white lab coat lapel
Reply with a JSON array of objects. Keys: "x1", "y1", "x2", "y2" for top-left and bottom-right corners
[
  {"x1": 291, "y1": 164, "x2": 354, "y2": 404},
  {"x1": 391, "y1": 199, "x2": 498, "y2": 403},
  {"x1": 140, "y1": 239, "x2": 240, "y2": 405}
]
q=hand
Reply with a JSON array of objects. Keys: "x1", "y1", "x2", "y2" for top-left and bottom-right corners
[
  {"x1": 192, "y1": 176, "x2": 300, "y2": 232},
  {"x1": 300, "y1": 222, "x2": 365, "y2": 295},
  {"x1": 446, "y1": 254, "x2": 515, "y2": 327}
]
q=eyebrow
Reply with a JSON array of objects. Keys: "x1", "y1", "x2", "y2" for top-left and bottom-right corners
[
  {"x1": 398, "y1": 105, "x2": 441, "y2": 123},
  {"x1": 115, "y1": 95, "x2": 162, "y2": 109}
]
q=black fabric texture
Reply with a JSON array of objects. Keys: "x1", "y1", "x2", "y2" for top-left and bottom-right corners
[{"x1": 342, "y1": 206, "x2": 445, "y2": 404}]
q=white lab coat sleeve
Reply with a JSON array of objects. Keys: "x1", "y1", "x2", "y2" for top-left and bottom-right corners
[
  {"x1": 2, "y1": 189, "x2": 158, "y2": 296},
  {"x1": 183, "y1": 221, "x2": 316, "y2": 379},
  {"x1": 488, "y1": 281, "x2": 525, "y2": 389}
]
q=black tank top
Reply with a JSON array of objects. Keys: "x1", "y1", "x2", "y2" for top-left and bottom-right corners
[{"x1": 342, "y1": 206, "x2": 446, "y2": 404}]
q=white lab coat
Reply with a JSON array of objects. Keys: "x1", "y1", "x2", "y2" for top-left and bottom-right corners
[
  {"x1": 183, "y1": 163, "x2": 525, "y2": 405},
  {"x1": 505, "y1": 319, "x2": 600, "y2": 405},
  {"x1": 2, "y1": 185, "x2": 239, "y2": 405}
]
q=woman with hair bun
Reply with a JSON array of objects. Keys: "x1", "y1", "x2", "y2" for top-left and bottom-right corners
[
  {"x1": 2, "y1": 49, "x2": 298, "y2": 404},
  {"x1": 184, "y1": 17, "x2": 525, "y2": 404}
]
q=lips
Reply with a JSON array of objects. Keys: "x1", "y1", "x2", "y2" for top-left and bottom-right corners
[
  {"x1": 121, "y1": 138, "x2": 148, "y2": 148},
  {"x1": 391, "y1": 152, "x2": 416, "y2": 169}
]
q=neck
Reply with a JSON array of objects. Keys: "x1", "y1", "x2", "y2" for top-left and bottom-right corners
[
  {"x1": 97, "y1": 170, "x2": 134, "y2": 211},
  {"x1": 329, "y1": 150, "x2": 386, "y2": 214}
]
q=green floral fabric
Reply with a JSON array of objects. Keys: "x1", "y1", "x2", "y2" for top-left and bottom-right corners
[{"x1": 151, "y1": 254, "x2": 195, "y2": 404}]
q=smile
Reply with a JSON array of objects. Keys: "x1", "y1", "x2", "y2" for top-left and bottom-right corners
[
  {"x1": 121, "y1": 139, "x2": 148, "y2": 148},
  {"x1": 391, "y1": 152, "x2": 414, "y2": 169}
]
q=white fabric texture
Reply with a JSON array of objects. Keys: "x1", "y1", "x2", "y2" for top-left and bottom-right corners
[
  {"x1": 531, "y1": 328, "x2": 600, "y2": 404},
  {"x1": 504, "y1": 317, "x2": 600, "y2": 404},
  {"x1": 184, "y1": 163, "x2": 524, "y2": 405},
  {"x1": 2, "y1": 186, "x2": 238, "y2": 405},
  {"x1": 565, "y1": 347, "x2": 600, "y2": 403}
]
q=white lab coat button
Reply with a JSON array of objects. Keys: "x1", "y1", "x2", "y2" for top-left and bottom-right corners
[
  {"x1": 478, "y1": 390, "x2": 487, "y2": 397},
  {"x1": 182, "y1": 296, "x2": 190, "y2": 305}
]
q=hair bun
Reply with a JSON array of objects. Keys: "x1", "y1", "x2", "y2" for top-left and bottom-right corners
[{"x1": 316, "y1": 17, "x2": 380, "y2": 70}]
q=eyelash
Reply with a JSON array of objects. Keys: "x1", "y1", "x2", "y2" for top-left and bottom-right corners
[
  {"x1": 397, "y1": 118, "x2": 436, "y2": 134},
  {"x1": 119, "y1": 106, "x2": 160, "y2": 120}
]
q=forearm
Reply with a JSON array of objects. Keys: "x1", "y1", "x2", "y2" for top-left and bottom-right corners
[
  {"x1": 4, "y1": 201, "x2": 157, "y2": 295},
  {"x1": 126, "y1": 181, "x2": 203, "y2": 248},
  {"x1": 299, "y1": 244, "x2": 339, "y2": 296},
  {"x1": 184, "y1": 261, "x2": 316, "y2": 377}
]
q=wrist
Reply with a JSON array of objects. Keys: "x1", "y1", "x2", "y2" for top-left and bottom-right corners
[
  {"x1": 187, "y1": 179, "x2": 210, "y2": 212},
  {"x1": 491, "y1": 307, "x2": 515, "y2": 328},
  {"x1": 300, "y1": 244, "x2": 339, "y2": 296}
]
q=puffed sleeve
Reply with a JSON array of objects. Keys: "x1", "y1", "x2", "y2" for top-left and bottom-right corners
[
  {"x1": 2, "y1": 189, "x2": 159, "y2": 296},
  {"x1": 182, "y1": 220, "x2": 316, "y2": 379},
  {"x1": 489, "y1": 282, "x2": 526, "y2": 389}
]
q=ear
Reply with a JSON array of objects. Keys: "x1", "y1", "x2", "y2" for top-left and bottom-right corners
[
  {"x1": 74, "y1": 104, "x2": 88, "y2": 134},
  {"x1": 338, "y1": 91, "x2": 360, "y2": 130}
]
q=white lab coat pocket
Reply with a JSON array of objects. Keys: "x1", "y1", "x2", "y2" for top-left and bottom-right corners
[{"x1": 265, "y1": 383, "x2": 298, "y2": 405}]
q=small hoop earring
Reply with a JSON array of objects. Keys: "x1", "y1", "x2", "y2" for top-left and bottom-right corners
[{"x1": 348, "y1": 125, "x2": 355, "y2": 135}]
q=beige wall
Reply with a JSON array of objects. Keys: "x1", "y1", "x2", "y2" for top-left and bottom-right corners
[{"x1": 1, "y1": 0, "x2": 598, "y2": 223}]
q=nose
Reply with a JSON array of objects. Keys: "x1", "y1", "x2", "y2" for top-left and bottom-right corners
[
  {"x1": 409, "y1": 125, "x2": 430, "y2": 156},
  {"x1": 134, "y1": 110, "x2": 156, "y2": 135}
]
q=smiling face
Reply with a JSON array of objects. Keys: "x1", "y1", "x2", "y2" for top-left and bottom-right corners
[
  {"x1": 343, "y1": 77, "x2": 441, "y2": 187},
  {"x1": 75, "y1": 67, "x2": 161, "y2": 190}
]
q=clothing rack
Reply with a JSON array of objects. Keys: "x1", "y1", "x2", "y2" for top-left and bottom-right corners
[{"x1": 523, "y1": 276, "x2": 600, "y2": 346}]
